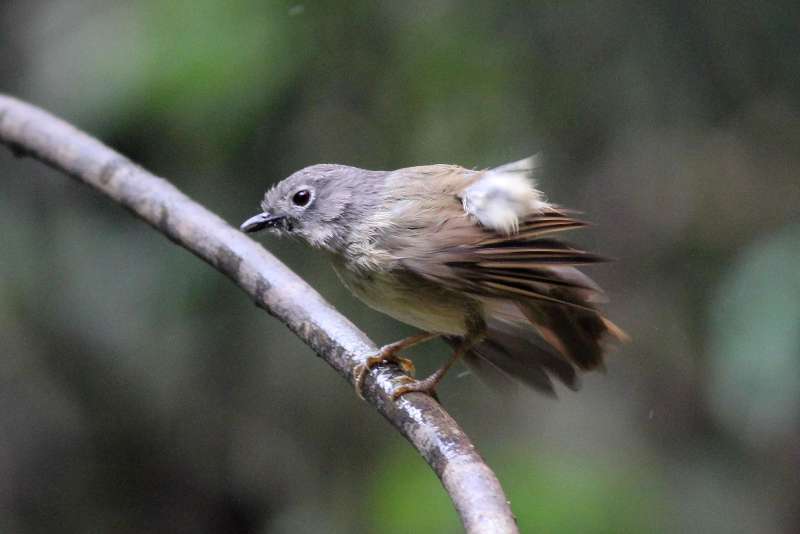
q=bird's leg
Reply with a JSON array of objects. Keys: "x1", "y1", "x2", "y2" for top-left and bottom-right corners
[
  {"x1": 354, "y1": 332, "x2": 440, "y2": 399},
  {"x1": 391, "y1": 336, "x2": 480, "y2": 400}
]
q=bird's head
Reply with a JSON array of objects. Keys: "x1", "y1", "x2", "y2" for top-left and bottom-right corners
[{"x1": 241, "y1": 164, "x2": 381, "y2": 250}]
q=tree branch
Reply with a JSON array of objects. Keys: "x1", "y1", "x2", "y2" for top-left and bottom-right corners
[{"x1": 0, "y1": 95, "x2": 518, "y2": 533}]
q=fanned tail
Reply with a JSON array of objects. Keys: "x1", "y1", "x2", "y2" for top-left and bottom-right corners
[{"x1": 442, "y1": 210, "x2": 626, "y2": 390}]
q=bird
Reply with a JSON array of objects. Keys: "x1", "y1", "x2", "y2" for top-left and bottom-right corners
[{"x1": 241, "y1": 156, "x2": 625, "y2": 400}]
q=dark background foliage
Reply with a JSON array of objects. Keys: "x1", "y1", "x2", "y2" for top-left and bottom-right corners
[{"x1": 1, "y1": 1, "x2": 799, "y2": 532}]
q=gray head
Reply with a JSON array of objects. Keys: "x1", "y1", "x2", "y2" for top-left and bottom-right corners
[{"x1": 241, "y1": 164, "x2": 384, "y2": 250}]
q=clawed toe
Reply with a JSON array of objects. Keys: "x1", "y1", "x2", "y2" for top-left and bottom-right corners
[
  {"x1": 353, "y1": 347, "x2": 416, "y2": 400},
  {"x1": 353, "y1": 362, "x2": 371, "y2": 400},
  {"x1": 394, "y1": 356, "x2": 415, "y2": 375},
  {"x1": 353, "y1": 332, "x2": 441, "y2": 400},
  {"x1": 391, "y1": 375, "x2": 441, "y2": 400}
]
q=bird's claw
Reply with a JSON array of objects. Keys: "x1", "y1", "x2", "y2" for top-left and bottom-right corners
[
  {"x1": 353, "y1": 347, "x2": 416, "y2": 400},
  {"x1": 390, "y1": 373, "x2": 442, "y2": 400}
]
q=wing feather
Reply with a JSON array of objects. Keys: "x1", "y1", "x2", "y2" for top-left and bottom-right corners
[{"x1": 385, "y1": 164, "x2": 625, "y2": 386}]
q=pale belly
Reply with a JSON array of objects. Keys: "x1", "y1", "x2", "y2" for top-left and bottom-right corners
[{"x1": 331, "y1": 262, "x2": 475, "y2": 336}]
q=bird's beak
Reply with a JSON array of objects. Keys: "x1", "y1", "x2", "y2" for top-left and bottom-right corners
[{"x1": 240, "y1": 212, "x2": 286, "y2": 233}]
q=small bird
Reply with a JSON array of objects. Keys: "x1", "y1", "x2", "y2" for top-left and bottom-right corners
[{"x1": 241, "y1": 156, "x2": 625, "y2": 400}]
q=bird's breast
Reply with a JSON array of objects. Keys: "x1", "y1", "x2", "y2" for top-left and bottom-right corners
[{"x1": 330, "y1": 259, "x2": 475, "y2": 336}]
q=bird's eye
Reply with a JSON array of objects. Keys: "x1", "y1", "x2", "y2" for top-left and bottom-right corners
[{"x1": 292, "y1": 189, "x2": 311, "y2": 207}]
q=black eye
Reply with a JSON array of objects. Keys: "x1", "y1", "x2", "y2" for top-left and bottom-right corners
[{"x1": 292, "y1": 189, "x2": 311, "y2": 207}]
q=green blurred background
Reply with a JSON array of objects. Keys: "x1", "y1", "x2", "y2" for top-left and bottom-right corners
[{"x1": 1, "y1": 1, "x2": 799, "y2": 533}]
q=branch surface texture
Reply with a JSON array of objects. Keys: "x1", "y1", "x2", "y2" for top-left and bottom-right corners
[{"x1": 0, "y1": 95, "x2": 519, "y2": 534}]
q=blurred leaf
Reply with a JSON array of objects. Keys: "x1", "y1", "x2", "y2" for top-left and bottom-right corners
[
  {"x1": 367, "y1": 445, "x2": 458, "y2": 533},
  {"x1": 369, "y1": 445, "x2": 664, "y2": 533},
  {"x1": 26, "y1": 0, "x2": 310, "y2": 150},
  {"x1": 497, "y1": 450, "x2": 664, "y2": 533},
  {"x1": 708, "y1": 224, "x2": 800, "y2": 447}
]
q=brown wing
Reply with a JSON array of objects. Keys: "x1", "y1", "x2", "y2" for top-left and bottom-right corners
[
  {"x1": 396, "y1": 208, "x2": 625, "y2": 376},
  {"x1": 446, "y1": 211, "x2": 608, "y2": 309},
  {"x1": 400, "y1": 209, "x2": 606, "y2": 309}
]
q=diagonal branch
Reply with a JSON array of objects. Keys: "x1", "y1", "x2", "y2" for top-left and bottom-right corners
[{"x1": 0, "y1": 95, "x2": 518, "y2": 534}]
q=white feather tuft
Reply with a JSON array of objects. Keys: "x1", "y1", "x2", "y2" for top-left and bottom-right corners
[{"x1": 461, "y1": 155, "x2": 548, "y2": 234}]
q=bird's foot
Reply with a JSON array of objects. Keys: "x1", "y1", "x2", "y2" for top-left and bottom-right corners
[
  {"x1": 354, "y1": 345, "x2": 416, "y2": 400},
  {"x1": 390, "y1": 369, "x2": 446, "y2": 400}
]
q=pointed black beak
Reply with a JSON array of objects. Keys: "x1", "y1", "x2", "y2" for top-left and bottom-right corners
[{"x1": 240, "y1": 213, "x2": 285, "y2": 233}]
